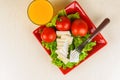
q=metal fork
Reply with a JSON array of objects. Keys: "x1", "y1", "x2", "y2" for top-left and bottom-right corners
[{"x1": 70, "y1": 18, "x2": 110, "y2": 62}]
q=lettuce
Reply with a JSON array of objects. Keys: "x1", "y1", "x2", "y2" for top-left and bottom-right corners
[
  {"x1": 67, "y1": 12, "x2": 80, "y2": 20},
  {"x1": 42, "y1": 9, "x2": 96, "y2": 69},
  {"x1": 79, "y1": 41, "x2": 96, "y2": 61},
  {"x1": 42, "y1": 34, "x2": 96, "y2": 69},
  {"x1": 73, "y1": 36, "x2": 83, "y2": 48},
  {"x1": 69, "y1": 34, "x2": 96, "y2": 61},
  {"x1": 46, "y1": 9, "x2": 66, "y2": 27},
  {"x1": 83, "y1": 41, "x2": 96, "y2": 52},
  {"x1": 41, "y1": 41, "x2": 57, "y2": 51},
  {"x1": 52, "y1": 58, "x2": 63, "y2": 68},
  {"x1": 46, "y1": 9, "x2": 80, "y2": 27}
]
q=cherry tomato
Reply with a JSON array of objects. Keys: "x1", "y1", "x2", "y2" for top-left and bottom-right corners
[
  {"x1": 41, "y1": 27, "x2": 56, "y2": 42},
  {"x1": 56, "y1": 16, "x2": 71, "y2": 31},
  {"x1": 71, "y1": 19, "x2": 88, "y2": 36}
]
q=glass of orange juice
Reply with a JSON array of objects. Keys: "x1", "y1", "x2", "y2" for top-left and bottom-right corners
[{"x1": 27, "y1": 0, "x2": 53, "y2": 25}]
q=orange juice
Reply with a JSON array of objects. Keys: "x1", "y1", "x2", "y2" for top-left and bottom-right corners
[{"x1": 28, "y1": 0, "x2": 53, "y2": 25}]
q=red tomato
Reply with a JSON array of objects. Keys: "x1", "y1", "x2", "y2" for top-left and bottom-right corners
[
  {"x1": 56, "y1": 16, "x2": 71, "y2": 31},
  {"x1": 41, "y1": 27, "x2": 56, "y2": 42},
  {"x1": 71, "y1": 19, "x2": 88, "y2": 36}
]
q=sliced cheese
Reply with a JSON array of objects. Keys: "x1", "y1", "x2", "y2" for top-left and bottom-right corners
[
  {"x1": 61, "y1": 35, "x2": 73, "y2": 44},
  {"x1": 56, "y1": 31, "x2": 71, "y2": 36},
  {"x1": 56, "y1": 38, "x2": 66, "y2": 42},
  {"x1": 55, "y1": 31, "x2": 74, "y2": 64},
  {"x1": 56, "y1": 50, "x2": 69, "y2": 64},
  {"x1": 57, "y1": 46, "x2": 62, "y2": 49},
  {"x1": 57, "y1": 43, "x2": 64, "y2": 47},
  {"x1": 68, "y1": 37, "x2": 73, "y2": 44},
  {"x1": 59, "y1": 49, "x2": 68, "y2": 57},
  {"x1": 61, "y1": 35, "x2": 70, "y2": 39}
]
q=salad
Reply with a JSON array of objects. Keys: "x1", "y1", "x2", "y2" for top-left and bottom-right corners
[{"x1": 40, "y1": 9, "x2": 96, "y2": 69}]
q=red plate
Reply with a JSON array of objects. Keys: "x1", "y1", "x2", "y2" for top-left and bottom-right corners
[{"x1": 33, "y1": 1, "x2": 107, "y2": 75}]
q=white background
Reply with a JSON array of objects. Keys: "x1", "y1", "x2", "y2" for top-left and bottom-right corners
[{"x1": 0, "y1": 0, "x2": 120, "y2": 80}]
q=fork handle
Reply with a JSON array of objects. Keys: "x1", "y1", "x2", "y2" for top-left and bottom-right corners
[{"x1": 77, "y1": 18, "x2": 110, "y2": 51}]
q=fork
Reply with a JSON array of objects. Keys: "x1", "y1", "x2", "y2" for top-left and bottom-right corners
[{"x1": 70, "y1": 18, "x2": 110, "y2": 62}]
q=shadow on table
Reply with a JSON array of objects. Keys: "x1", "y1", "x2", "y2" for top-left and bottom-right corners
[{"x1": 50, "y1": 0, "x2": 72, "y2": 16}]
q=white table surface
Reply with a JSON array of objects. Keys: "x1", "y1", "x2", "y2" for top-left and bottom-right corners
[{"x1": 0, "y1": 0, "x2": 120, "y2": 80}]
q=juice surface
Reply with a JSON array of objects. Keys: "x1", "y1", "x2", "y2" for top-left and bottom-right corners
[{"x1": 28, "y1": 0, "x2": 53, "y2": 25}]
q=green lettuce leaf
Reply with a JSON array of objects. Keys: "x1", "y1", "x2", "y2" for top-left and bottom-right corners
[
  {"x1": 65, "y1": 62, "x2": 76, "y2": 68},
  {"x1": 46, "y1": 9, "x2": 80, "y2": 27},
  {"x1": 83, "y1": 41, "x2": 96, "y2": 52},
  {"x1": 73, "y1": 36, "x2": 83, "y2": 48},
  {"x1": 79, "y1": 41, "x2": 96, "y2": 61},
  {"x1": 79, "y1": 51, "x2": 88, "y2": 61},
  {"x1": 67, "y1": 12, "x2": 80, "y2": 20},
  {"x1": 71, "y1": 34, "x2": 96, "y2": 61},
  {"x1": 46, "y1": 9, "x2": 66, "y2": 27},
  {"x1": 46, "y1": 15, "x2": 58, "y2": 27},
  {"x1": 57, "y1": 9, "x2": 67, "y2": 16},
  {"x1": 52, "y1": 58, "x2": 63, "y2": 68},
  {"x1": 41, "y1": 41, "x2": 57, "y2": 51}
]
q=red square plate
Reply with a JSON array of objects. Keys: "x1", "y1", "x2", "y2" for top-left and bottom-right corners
[{"x1": 33, "y1": 1, "x2": 107, "y2": 75}]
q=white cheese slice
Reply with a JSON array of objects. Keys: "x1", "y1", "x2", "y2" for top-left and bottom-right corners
[
  {"x1": 59, "y1": 49, "x2": 68, "y2": 57},
  {"x1": 61, "y1": 35, "x2": 70, "y2": 39},
  {"x1": 57, "y1": 43, "x2": 64, "y2": 47},
  {"x1": 61, "y1": 36, "x2": 73, "y2": 44},
  {"x1": 57, "y1": 46, "x2": 62, "y2": 49},
  {"x1": 56, "y1": 31, "x2": 71, "y2": 36},
  {"x1": 55, "y1": 31, "x2": 74, "y2": 64},
  {"x1": 68, "y1": 37, "x2": 73, "y2": 44},
  {"x1": 56, "y1": 50, "x2": 69, "y2": 64},
  {"x1": 56, "y1": 38, "x2": 65, "y2": 42}
]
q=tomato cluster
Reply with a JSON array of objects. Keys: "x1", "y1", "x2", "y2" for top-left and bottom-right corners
[{"x1": 41, "y1": 16, "x2": 88, "y2": 43}]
